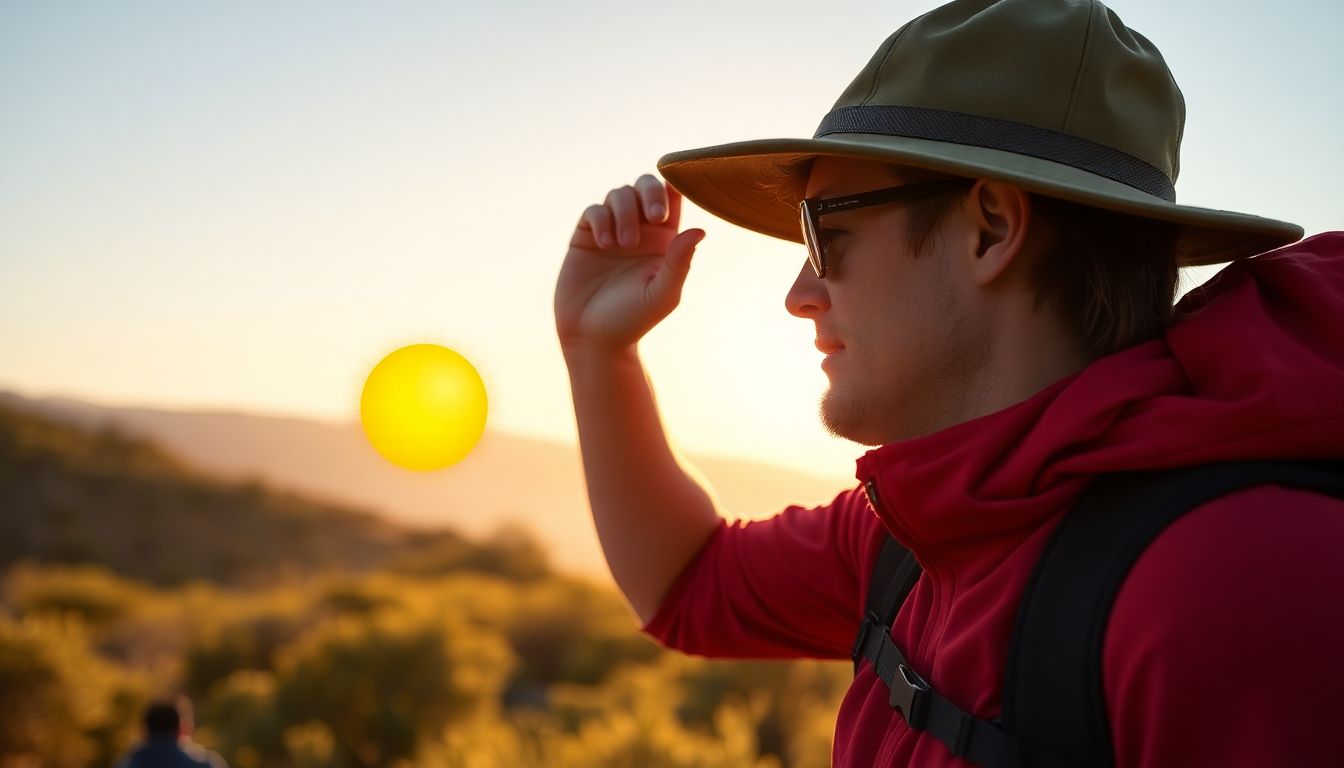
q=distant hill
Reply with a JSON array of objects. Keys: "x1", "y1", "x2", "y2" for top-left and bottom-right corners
[
  {"x1": 0, "y1": 403, "x2": 549, "y2": 586},
  {"x1": 0, "y1": 389, "x2": 856, "y2": 577}
]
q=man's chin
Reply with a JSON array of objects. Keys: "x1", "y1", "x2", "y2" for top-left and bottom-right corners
[{"x1": 819, "y1": 391, "x2": 884, "y2": 447}]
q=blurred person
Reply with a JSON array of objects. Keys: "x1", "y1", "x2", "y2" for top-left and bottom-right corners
[
  {"x1": 554, "y1": 0, "x2": 1344, "y2": 765},
  {"x1": 116, "y1": 696, "x2": 227, "y2": 768}
]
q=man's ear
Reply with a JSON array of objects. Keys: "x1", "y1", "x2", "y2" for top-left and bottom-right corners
[{"x1": 963, "y1": 180, "x2": 1033, "y2": 287}]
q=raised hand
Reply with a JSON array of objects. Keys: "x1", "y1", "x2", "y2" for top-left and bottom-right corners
[{"x1": 555, "y1": 173, "x2": 705, "y2": 353}]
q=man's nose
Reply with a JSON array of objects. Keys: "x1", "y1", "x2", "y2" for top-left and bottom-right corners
[{"x1": 785, "y1": 260, "x2": 830, "y2": 319}]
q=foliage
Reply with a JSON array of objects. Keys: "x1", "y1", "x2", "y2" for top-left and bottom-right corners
[
  {"x1": 273, "y1": 613, "x2": 497, "y2": 766},
  {"x1": 390, "y1": 524, "x2": 550, "y2": 582},
  {"x1": 6, "y1": 563, "x2": 149, "y2": 626},
  {"x1": 0, "y1": 563, "x2": 848, "y2": 767},
  {"x1": 0, "y1": 407, "x2": 849, "y2": 766},
  {"x1": 0, "y1": 614, "x2": 149, "y2": 768},
  {"x1": 501, "y1": 577, "x2": 662, "y2": 694},
  {"x1": 198, "y1": 670, "x2": 284, "y2": 764}
]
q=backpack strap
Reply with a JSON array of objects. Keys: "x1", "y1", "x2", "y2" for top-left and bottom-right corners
[
  {"x1": 853, "y1": 608, "x2": 1031, "y2": 766},
  {"x1": 853, "y1": 460, "x2": 1344, "y2": 766},
  {"x1": 851, "y1": 533, "x2": 922, "y2": 675},
  {"x1": 1003, "y1": 460, "x2": 1344, "y2": 767},
  {"x1": 852, "y1": 490, "x2": 1037, "y2": 766}
]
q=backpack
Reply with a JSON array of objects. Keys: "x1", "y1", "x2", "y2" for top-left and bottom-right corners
[{"x1": 851, "y1": 460, "x2": 1344, "y2": 767}]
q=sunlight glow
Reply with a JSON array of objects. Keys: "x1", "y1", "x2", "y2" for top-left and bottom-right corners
[{"x1": 360, "y1": 344, "x2": 488, "y2": 471}]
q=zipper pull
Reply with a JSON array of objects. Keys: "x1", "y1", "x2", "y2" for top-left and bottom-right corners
[{"x1": 864, "y1": 479, "x2": 882, "y2": 514}]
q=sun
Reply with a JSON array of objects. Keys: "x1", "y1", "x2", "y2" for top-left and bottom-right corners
[{"x1": 360, "y1": 343, "x2": 488, "y2": 471}]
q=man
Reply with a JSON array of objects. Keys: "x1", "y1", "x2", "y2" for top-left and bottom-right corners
[
  {"x1": 554, "y1": 0, "x2": 1344, "y2": 764},
  {"x1": 117, "y1": 697, "x2": 227, "y2": 768}
]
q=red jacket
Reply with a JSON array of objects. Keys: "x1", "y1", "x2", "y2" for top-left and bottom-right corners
[{"x1": 642, "y1": 233, "x2": 1344, "y2": 766}]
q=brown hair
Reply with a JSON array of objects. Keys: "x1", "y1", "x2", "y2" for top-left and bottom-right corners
[
  {"x1": 895, "y1": 170, "x2": 1180, "y2": 358},
  {"x1": 1024, "y1": 196, "x2": 1180, "y2": 358}
]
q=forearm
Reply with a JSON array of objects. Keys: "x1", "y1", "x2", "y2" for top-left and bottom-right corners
[{"x1": 563, "y1": 341, "x2": 723, "y2": 625}]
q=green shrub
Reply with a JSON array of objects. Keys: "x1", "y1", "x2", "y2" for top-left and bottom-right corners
[
  {"x1": 0, "y1": 614, "x2": 146, "y2": 767},
  {"x1": 273, "y1": 613, "x2": 505, "y2": 766}
]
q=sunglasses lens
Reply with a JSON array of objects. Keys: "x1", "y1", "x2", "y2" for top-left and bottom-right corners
[{"x1": 800, "y1": 203, "x2": 824, "y2": 278}]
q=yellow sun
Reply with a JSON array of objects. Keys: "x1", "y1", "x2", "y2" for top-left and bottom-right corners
[{"x1": 360, "y1": 343, "x2": 488, "y2": 471}]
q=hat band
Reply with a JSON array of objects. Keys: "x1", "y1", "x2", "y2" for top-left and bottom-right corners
[{"x1": 814, "y1": 105, "x2": 1176, "y2": 202}]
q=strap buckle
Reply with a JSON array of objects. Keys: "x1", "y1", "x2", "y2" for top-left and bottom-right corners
[
  {"x1": 890, "y1": 663, "x2": 931, "y2": 729},
  {"x1": 851, "y1": 611, "x2": 880, "y2": 665}
]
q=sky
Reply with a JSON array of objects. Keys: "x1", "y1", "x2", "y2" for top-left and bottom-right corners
[{"x1": 2, "y1": 0, "x2": 1340, "y2": 480}]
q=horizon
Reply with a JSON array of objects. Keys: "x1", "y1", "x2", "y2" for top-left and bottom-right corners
[
  {"x1": 0, "y1": 384, "x2": 856, "y2": 581},
  {"x1": 0, "y1": 382, "x2": 857, "y2": 476}
]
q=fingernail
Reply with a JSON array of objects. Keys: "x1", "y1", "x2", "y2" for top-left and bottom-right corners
[
  {"x1": 649, "y1": 204, "x2": 664, "y2": 219},
  {"x1": 600, "y1": 233, "x2": 613, "y2": 247}
]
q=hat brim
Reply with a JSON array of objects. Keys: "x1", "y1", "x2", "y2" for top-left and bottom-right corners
[{"x1": 657, "y1": 133, "x2": 1303, "y2": 267}]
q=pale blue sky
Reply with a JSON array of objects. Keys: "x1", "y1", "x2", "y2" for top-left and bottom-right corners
[{"x1": 2, "y1": 0, "x2": 1340, "y2": 478}]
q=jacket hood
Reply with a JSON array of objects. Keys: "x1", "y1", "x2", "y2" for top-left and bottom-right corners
[{"x1": 855, "y1": 232, "x2": 1344, "y2": 564}]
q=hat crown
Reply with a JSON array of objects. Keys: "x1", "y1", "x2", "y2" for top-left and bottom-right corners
[{"x1": 830, "y1": 0, "x2": 1184, "y2": 182}]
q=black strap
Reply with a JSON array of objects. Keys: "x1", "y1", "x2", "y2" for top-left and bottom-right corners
[
  {"x1": 852, "y1": 486, "x2": 1037, "y2": 766},
  {"x1": 853, "y1": 606, "x2": 1030, "y2": 766},
  {"x1": 854, "y1": 460, "x2": 1344, "y2": 767},
  {"x1": 814, "y1": 104, "x2": 1177, "y2": 202},
  {"x1": 852, "y1": 533, "x2": 922, "y2": 675},
  {"x1": 1003, "y1": 460, "x2": 1344, "y2": 767}
]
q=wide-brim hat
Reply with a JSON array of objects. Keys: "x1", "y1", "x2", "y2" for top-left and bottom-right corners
[{"x1": 657, "y1": 0, "x2": 1302, "y2": 267}]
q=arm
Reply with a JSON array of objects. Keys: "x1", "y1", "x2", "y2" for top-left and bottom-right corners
[
  {"x1": 555, "y1": 174, "x2": 719, "y2": 624},
  {"x1": 643, "y1": 488, "x2": 885, "y2": 659}
]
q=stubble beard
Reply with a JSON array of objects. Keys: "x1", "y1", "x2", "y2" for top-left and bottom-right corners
[{"x1": 818, "y1": 377, "x2": 888, "y2": 447}]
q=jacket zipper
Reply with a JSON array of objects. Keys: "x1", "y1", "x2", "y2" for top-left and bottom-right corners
[{"x1": 862, "y1": 476, "x2": 940, "y2": 764}]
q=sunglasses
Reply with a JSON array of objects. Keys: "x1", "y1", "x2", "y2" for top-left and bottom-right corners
[{"x1": 798, "y1": 178, "x2": 972, "y2": 278}]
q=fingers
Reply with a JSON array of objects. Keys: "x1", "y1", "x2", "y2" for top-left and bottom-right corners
[
  {"x1": 633, "y1": 174, "x2": 668, "y2": 224},
  {"x1": 634, "y1": 174, "x2": 681, "y2": 230},
  {"x1": 605, "y1": 185, "x2": 640, "y2": 248},
  {"x1": 574, "y1": 174, "x2": 683, "y2": 250},
  {"x1": 578, "y1": 204, "x2": 615, "y2": 248}
]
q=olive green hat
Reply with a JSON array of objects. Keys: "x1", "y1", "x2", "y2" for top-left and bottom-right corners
[{"x1": 657, "y1": 0, "x2": 1302, "y2": 266}]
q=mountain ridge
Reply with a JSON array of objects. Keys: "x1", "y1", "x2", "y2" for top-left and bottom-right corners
[
  {"x1": 0, "y1": 401, "x2": 556, "y2": 586},
  {"x1": 0, "y1": 388, "x2": 856, "y2": 577}
]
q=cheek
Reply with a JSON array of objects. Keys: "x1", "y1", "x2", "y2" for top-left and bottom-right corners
[
  {"x1": 838, "y1": 234, "x2": 952, "y2": 367},
  {"x1": 871, "y1": 303, "x2": 928, "y2": 378},
  {"x1": 868, "y1": 265, "x2": 958, "y2": 374}
]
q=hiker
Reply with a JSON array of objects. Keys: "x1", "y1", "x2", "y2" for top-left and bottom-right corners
[
  {"x1": 116, "y1": 697, "x2": 227, "y2": 768},
  {"x1": 554, "y1": 0, "x2": 1344, "y2": 764}
]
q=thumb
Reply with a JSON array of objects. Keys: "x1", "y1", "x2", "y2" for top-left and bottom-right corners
[
  {"x1": 665, "y1": 228, "x2": 705, "y2": 277},
  {"x1": 649, "y1": 228, "x2": 705, "y2": 306}
]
